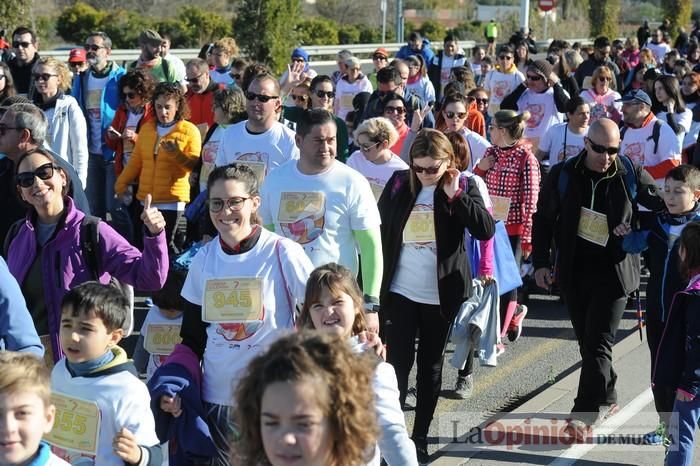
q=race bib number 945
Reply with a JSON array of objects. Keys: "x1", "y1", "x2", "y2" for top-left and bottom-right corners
[
  {"x1": 45, "y1": 393, "x2": 100, "y2": 454},
  {"x1": 203, "y1": 278, "x2": 264, "y2": 323}
]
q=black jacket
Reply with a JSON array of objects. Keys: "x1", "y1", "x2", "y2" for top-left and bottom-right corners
[
  {"x1": 531, "y1": 152, "x2": 662, "y2": 295},
  {"x1": 653, "y1": 280, "x2": 700, "y2": 396},
  {"x1": 8, "y1": 53, "x2": 39, "y2": 97},
  {"x1": 377, "y1": 170, "x2": 495, "y2": 321}
]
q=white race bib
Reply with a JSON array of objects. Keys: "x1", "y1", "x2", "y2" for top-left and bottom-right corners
[{"x1": 202, "y1": 277, "x2": 264, "y2": 323}]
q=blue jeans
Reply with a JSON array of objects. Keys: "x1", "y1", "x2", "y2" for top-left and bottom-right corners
[
  {"x1": 667, "y1": 396, "x2": 700, "y2": 466},
  {"x1": 86, "y1": 153, "x2": 117, "y2": 219}
]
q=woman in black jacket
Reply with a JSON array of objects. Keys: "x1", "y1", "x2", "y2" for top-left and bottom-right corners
[{"x1": 377, "y1": 128, "x2": 495, "y2": 463}]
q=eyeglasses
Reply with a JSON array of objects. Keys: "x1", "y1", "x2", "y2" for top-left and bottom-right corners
[
  {"x1": 499, "y1": 55, "x2": 513, "y2": 60},
  {"x1": 32, "y1": 73, "x2": 56, "y2": 82},
  {"x1": 0, "y1": 123, "x2": 22, "y2": 136},
  {"x1": 291, "y1": 94, "x2": 307, "y2": 102},
  {"x1": 411, "y1": 161, "x2": 443, "y2": 174},
  {"x1": 83, "y1": 44, "x2": 106, "y2": 52},
  {"x1": 598, "y1": 76, "x2": 613, "y2": 82},
  {"x1": 526, "y1": 74, "x2": 543, "y2": 81},
  {"x1": 12, "y1": 41, "x2": 32, "y2": 49},
  {"x1": 207, "y1": 197, "x2": 250, "y2": 212},
  {"x1": 474, "y1": 97, "x2": 488, "y2": 104},
  {"x1": 185, "y1": 74, "x2": 204, "y2": 83},
  {"x1": 384, "y1": 106, "x2": 406, "y2": 115},
  {"x1": 314, "y1": 90, "x2": 335, "y2": 99},
  {"x1": 245, "y1": 91, "x2": 279, "y2": 103},
  {"x1": 359, "y1": 141, "x2": 381, "y2": 152},
  {"x1": 124, "y1": 92, "x2": 139, "y2": 99},
  {"x1": 69, "y1": 62, "x2": 84, "y2": 68},
  {"x1": 587, "y1": 138, "x2": 619, "y2": 155},
  {"x1": 373, "y1": 55, "x2": 387, "y2": 60},
  {"x1": 445, "y1": 111, "x2": 467, "y2": 119},
  {"x1": 16, "y1": 163, "x2": 60, "y2": 188}
]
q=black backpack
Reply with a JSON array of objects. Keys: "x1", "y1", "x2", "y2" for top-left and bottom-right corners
[{"x1": 4, "y1": 215, "x2": 135, "y2": 335}]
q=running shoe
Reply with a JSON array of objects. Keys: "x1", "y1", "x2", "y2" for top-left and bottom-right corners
[
  {"x1": 454, "y1": 375, "x2": 473, "y2": 399},
  {"x1": 403, "y1": 387, "x2": 417, "y2": 410},
  {"x1": 507, "y1": 304, "x2": 528, "y2": 342}
]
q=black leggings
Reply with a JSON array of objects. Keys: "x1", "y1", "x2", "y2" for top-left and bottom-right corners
[{"x1": 381, "y1": 292, "x2": 452, "y2": 440}]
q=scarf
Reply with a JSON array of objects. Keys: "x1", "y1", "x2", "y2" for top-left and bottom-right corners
[{"x1": 66, "y1": 349, "x2": 115, "y2": 377}]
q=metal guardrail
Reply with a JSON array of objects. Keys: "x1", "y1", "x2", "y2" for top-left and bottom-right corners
[{"x1": 40, "y1": 37, "x2": 602, "y2": 68}]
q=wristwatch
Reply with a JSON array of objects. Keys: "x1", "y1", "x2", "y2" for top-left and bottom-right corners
[{"x1": 363, "y1": 294, "x2": 380, "y2": 314}]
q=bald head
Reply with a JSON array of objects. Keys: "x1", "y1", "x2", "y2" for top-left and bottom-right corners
[
  {"x1": 588, "y1": 118, "x2": 620, "y2": 145},
  {"x1": 584, "y1": 118, "x2": 620, "y2": 173}
]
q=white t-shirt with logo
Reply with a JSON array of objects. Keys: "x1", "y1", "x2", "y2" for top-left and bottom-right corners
[
  {"x1": 181, "y1": 228, "x2": 313, "y2": 406},
  {"x1": 334, "y1": 76, "x2": 374, "y2": 120},
  {"x1": 122, "y1": 110, "x2": 143, "y2": 167},
  {"x1": 346, "y1": 150, "x2": 409, "y2": 201},
  {"x1": 390, "y1": 185, "x2": 439, "y2": 305},
  {"x1": 140, "y1": 305, "x2": 183, "y2": 382},
  {"x1": 516, "y1": 87, "x2": 565, "y2": 148},
  {"x1": 620, "y1": 117, "x2": 680, "y2": 182},
  {"x1": 200, "y1": 125, "x2": 226, "y2": 191},
  {"x1": 86, "y1": 74, "x2": 110, "y2": 154},
  {"x1": 538, "y1": 122, "x2": 588, "y2": 167},
  {"x1": 483, "y1": 69, "x2": 525, "y2": 116},
  {"x1": 260, "y1": 160, "x2": 382, "y2": 275},
  {"x1": 215, "y1": 121, "x2": 299, "y2": 185}
]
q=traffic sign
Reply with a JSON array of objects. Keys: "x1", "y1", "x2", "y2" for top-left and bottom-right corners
[{"x1": 538, "y1": 0, "x2": 555, "y2": 12}]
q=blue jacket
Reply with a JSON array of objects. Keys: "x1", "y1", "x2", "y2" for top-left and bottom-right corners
[
  {"x1": 653, "y1": 275, "x2": 700, "y2": 396},
  {"x1": 71, "y1": 62, "x2": 126, "y2": 160},
  {"x1": 0, "y1": 256, "x2": 43, "y2": 357},
  {"x1": 396, "y1": 39, "x2": 435, "y2": 64},
  {"x1": 623, "y1": 204, "x2": 700, "y2": 322}
]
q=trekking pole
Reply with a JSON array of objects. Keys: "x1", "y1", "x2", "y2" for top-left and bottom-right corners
[{"x1": 635, "y1": 288, "x2": 644, "y2": 341}]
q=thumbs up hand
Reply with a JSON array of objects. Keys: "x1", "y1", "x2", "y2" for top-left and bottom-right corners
[{"x1": 140, "y1": 194, "x2": 166, "y2": 235}]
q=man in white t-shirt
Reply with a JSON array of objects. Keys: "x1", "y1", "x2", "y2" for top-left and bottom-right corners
[
  {"x1": 536, "y1": 96, "x2": 590, "y2": 169},
  {"x1": 71, "y1": 31, "x2": 126, "y2": 220},
  {"x1": 215, "y1": 73, "x2": 299, "y2": 183},
  {"x1": 644, "y1": 29, "x2": 672, "y2": 66},
  {"x1": 260, "y1": 109, "x2": 383, "y2": 331},
  {"x1": 618, "y1": 89, "x2": 680, "y2": 184},
  {"x1": 501, "y1": 59, "x2": 570, "y2": 151}
]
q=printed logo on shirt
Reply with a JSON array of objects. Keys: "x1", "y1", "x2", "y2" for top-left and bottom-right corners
[
  {"x1": 86, "y1": 89, "x2": 101, "y2": 121},
  {"x1": 525, "y1": 103, "x2": 544, "y2": 129},
  {"x1": 560, "y1": 144, "x2": 582, "y2": 162},
  {"x1": 277, "y1": 192, "x2": 326, "y2": 245},
  {"x1": 493, "y1": 80, "x2": 510, "y2": 99},
  {"x1": 623, "y1": 142, "x2": 645, "y2": 165},
  {"x1": 234, "y1": 151, "x2": 270, "y2": 181}
]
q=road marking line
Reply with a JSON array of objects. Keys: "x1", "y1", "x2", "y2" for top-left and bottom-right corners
[{"x1": 547, "y1": 387, "x2": 653, "y2": 465}]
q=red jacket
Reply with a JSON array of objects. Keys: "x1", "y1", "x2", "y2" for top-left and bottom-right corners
[
  {"x1": 186, "y1": 82, "x2": 224, "y2": 134},
  {"x1": 105, "y1": 102, "x2": 154, "y2": 175}
]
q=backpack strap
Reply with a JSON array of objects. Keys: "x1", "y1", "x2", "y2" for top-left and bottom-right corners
[
  {"x1": 3, "y1": 219, "x2": 25, "y2": 259},
  {"x1": 162, "y1": 57, "x2": 172, "y2": 82},
  {"x1": 617, "y1": 155, "x2": 638, "y2": 201},
  {"x1": 80, "y1": 215, "x2": 102, "y2": 280},
  {"x1": 651, "y1": 119, "x2": 662, "y2": 155}
]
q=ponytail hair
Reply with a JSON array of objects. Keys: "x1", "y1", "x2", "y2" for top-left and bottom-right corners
[{"x1": 493, "y1": 109, "x2": 530, "y2": 141}]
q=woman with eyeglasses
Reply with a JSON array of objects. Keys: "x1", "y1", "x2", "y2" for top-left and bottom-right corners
[
  {"x1": 115, "y1": 82, "x2": 202, "y2": 255},
  {"x1": 475, "y1": 110, "x2": 540, "y2": 346},
  {"x1": 0, "y1": 62, "x2": 17, "y2": 104},
  {"x1": 377, "y1": 128, "x2": 495, "y2": 462},
  {"x1": 5, "y1": 148, "x2": 168, "y2": 363},
  {"x1": 483, "y1": 44, "x2": 525, "y2": 118},
  {"x1": 381, "y1": 92, "x2": 410, "y2": 155},
  {"x1": 31, "y1": 57, "x2": 89, "y2": 189},
  {"x1": 581, "y1": 66, "x2": 622, "y2": 124},
  {"x1": 157, "y1": 164, "x2": 313, "y2": 465},
  {"x1": 653, "y1": 74, "x2": 693, "y2": 152},
  {"x1": 283, "y1": 75, "x2": 350, "y2": 162},
  {"x1": 346, "y1": 117, "x2": 408, "y2": 201},
  {"x1": 405, "y1": 55, "x2": 436, "y2": 107}
]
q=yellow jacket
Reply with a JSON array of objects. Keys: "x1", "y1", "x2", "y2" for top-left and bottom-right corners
[{"x1": 115, "y1": 119, "x2": 201, "y2": 203}]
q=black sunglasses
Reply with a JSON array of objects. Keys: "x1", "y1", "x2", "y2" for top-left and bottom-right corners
[
  {"x1": 245, "y1": 91, "x2": 279, "y2": 103},
  {"x1": 0, "y1": 123, "x2": 22, "y2": 136},
  {"x1": 32, "y1": 73, "x2": 56, "y2": 82},
  {"x1": 526, "y1": 74, "x2": 543, "y2": 81},
  {"x1": 124, "y1": 92, "x2": 138, "y2": 99},
  {"x1": 185, "y1": 74, "x2": 204, "y2": 83},
  {"x1": 84, "y1": 44, "x2": 106, "y2": 52},
  {"x1": 499, "y1": 55, "x2": 513, "y2": 60},
  {"x1": 411, "y1": 162, "x2": 443, "y2": 174},
  {"x1": 16, "y1": 163, "x2": 60, "y2": 188},
  {"x1": 444, "y1": 111, "x2": 467, "y2": 119},
  {"x1": 291, "y1": 94, "x2": 307, "y2": 102},
  {"x1": 12, "y1": 41, "x2": 32, "y2": 49},
  {"x1": 314, "y1": 90, "x2": 335, "y2": 99},
  {"x1": 587, "y1": 138, "x2": 619, "y2": 155}
]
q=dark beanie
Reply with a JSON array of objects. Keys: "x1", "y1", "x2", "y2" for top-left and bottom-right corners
[{"x1": 528, "y1": 59, "x2": 553, "y2": 78}]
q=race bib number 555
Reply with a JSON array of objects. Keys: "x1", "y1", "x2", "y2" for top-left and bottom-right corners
[{"x1": 45, "y1": 393, "x2": 101, "y2": 454}]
